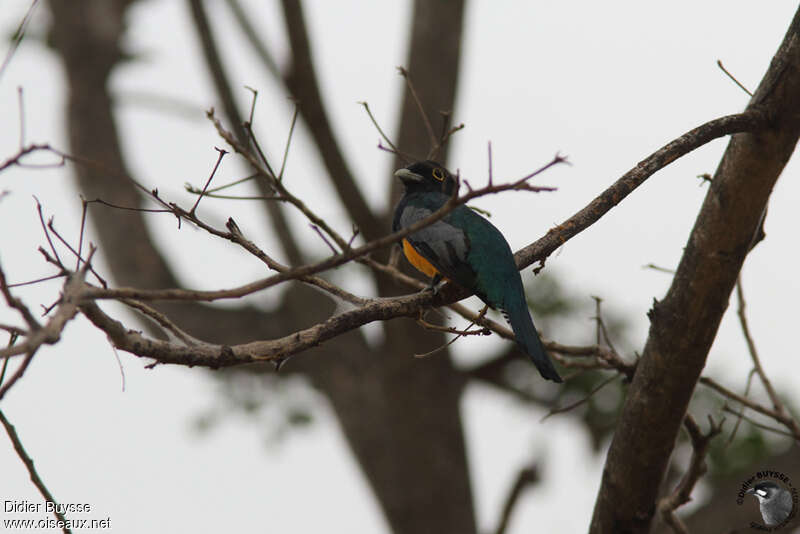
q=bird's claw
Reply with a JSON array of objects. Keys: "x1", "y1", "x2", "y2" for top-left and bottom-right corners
[{"x1": 420, "y1": 274, "x2": 443, "y2": 296}]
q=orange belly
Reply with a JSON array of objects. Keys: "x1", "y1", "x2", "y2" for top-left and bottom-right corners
[{"x1": 402, "y1": 239, "x2": 440, "y2": 279}]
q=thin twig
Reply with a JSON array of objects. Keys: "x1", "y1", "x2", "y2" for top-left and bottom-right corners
[
  {"x1": 514, "y1": 111, "x2": 767, "y2": 271},
  {"x1": 0, "y1": 350, "x2": 36, "y2": 402},
  {"x1": 186, "y1": 172, "x2": 259, "y2": 195},
  {"x1": 720, "y1": 405, "x2": 798, "y2": 439},
  {"x1": 224, "y1": 218, "x2": 370, "y2": 306},
  {"x1": 735, "y1": 276, "x2": 800, "y2": 438},
  {"x1": 0, "y1": 332, "x2": 19, "y2": 386},
  {"x1": 643, "y1": 263, "x2": 676, "y2": 274},
  {"x1": 736, "y1": 277, "x2": 784, "y2": 415},
  {"x1": 0, "y1": 409, "x2": 71, "y2": 533},
  {"x1": 310, "y1": 224, "x2": 338, "y2": 254},
  {"x1": 83, "y1": 130, "x2": 564, "y2": 304},
  {"x1": 414, "y1": 305, "x2": 490, "y2": 358},
  {"x1": 0, "y1": 250, "x2": 96, "y2": 370},
  {"x1": 190, "y1": 147, "x2": 228, "y2": 215},
  {"x1": 46, "y1": 219, "x2": 106, "y2": 287},
  {"x1": 717, "y1": 59, "x2": 754, "y2": 97},
  {"x1": 225, "y1": 0, "x2": 281, "y2": 79},
  {"x1": 76, "y1": 197, "x2": 88, "y2": 270},
  {"x1": 657, "y1": 414, "x2": 724, "y2": 534},
  {"x1": 86, "y1": 198, "x2": 171, "y2": 214},
  {"x1": 278, "y1": 106, "x2": 299, "y2": 181},
  {"x1": 28, "y1": 110, "x2": 766, "y2": 370},
  {"x1": 0, "y1": 0, "x2": 40, "y2": 81},
  {"x1": 0, "y1": 260, "x2": 40, "y2": 330},
  {"x1": 494, "y1": 464, "x2": 540, "y2": 534},
  {"x1": 699, "y1": 376, "x2": 799, "y2": 441},
  {"x1": 242, "y1": 88, "x2": 277, "y2": 178},
  {"x1": 397, "y1": 66, "x2": 438, "y2": 153},
  {"x1": 542, "y1": 373, "x2": 619, "y2": 421},
  {"x1": 119, "y1": 299, "x2": 201, "y2": 347},
  {"x1": 0, "y1": 325, "x2": 25, "y2": 338},
  {"x1": 726, "y1": 368, "x2": 756, "y2": 446},
  {"x1": 8, "y1": 272, "x2": 67, "y2": 289},
  {"x1": 359, "y1": 101, "x2": 401, "y2": 156},
  {"x1": 18, "y1": 87, "x2": 26, "y2": 149},
  {"x1": 592, "y1": 296, "x2": 619, "y2": 355},
  {"x1": 0, "y1": 143, "x2": 66, "y2": 174},
  {"x1": 34, "y1": 197, "x2": 62, "y2": 268}
]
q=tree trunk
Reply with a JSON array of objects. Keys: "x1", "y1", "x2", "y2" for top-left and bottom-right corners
[
  {"x1": 590, "y1": 7, "x2": 800, "y2": 533},
  {"x1": 47, "y1": 1, "x2": 476, "y2": 532}
]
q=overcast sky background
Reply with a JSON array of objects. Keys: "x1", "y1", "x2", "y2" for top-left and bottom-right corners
[{"x1": 1, "y1": 1, "x2": 799, "y2": 532}]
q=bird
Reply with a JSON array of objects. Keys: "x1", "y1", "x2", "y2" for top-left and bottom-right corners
[
  {"x1": 393, "y1": 160, "x2": 562, "y2": 382},
  {"x1": 746, "y1": 481, "x2": 793, "y2": 526}
]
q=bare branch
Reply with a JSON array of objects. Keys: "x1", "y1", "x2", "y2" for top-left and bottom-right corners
[
  {"x1": 657, "y1": 414, "x2": 724, "y2": 534},
  {"x1": 590, "y1": 12, "x2": 800, "y2": 522},
  {"x1": 0, "y1": 260, "x2": 40, "y2": 330},
  {"x1": 717, "y1": 59, "x2": 754, "y2": 97},
  {"x1": 0, "y1": 251, "x2": 95, "y2": 375},
  {"x1": 78, "y1": 288, "x2": 433, "y2": 368},
  {"x1": 119, "y1": 299, "x2": 201, "y2": 347},
  {"x1": 189, "y1": 147, "x2": 228, "y2": 215},
  {"x1": 82, "y1": 149, "x2": 564, "y2": 304},
  {"x1": 413, "y1": 305, "x2": 490, "y2": 359},
  {"x1": 0, "y1": 0, "x2": 40, "y2": 81},
  {"x1": 0, "y1": 409, "x2": 71, "y2": 533},
  {"x1": 735, "y1": 277, "x2": 799, "y2": 437},
  {"x1": 726, "y1": 369, "x2": 756, "y2": 445},
  {"x1": 280, "y1": 0, "x2": 383, "y2": 240},
  {"x1": 698, "y1": 377, "x2": 799, "y2": 441},
  {"x1": 719, "y1": 405, "x2": 798, "y2": 439},
  {"x1": 224, "y1": 0, "x2": 281, "y2": 79},
  {"x1": 542, "y1": 374, "x2": 619, "y2": 421},
  {"x1": 515, "y1": 111, "x2": 767, "y2": 271},
  {"x1": 494, "y1": 464, "x2": 540, "y2": 534},
  {"x1": 397, "y1": 66, "x2": 438, "y2": 155}
]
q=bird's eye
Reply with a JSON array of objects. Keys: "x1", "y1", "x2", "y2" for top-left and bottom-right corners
[{"x1": 432, "y1": 168, "x2": 445, "y2": 181}]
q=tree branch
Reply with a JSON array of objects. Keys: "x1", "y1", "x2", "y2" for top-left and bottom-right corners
[
  {"x1": 0, "y1": 410, "x2": 71, "y2": 533},
  {"x1": 66, "y1": 103, "x2": 769, "y2": 369},
  {"x1": 280, "y1": 0, "x2": 383, "y2": 240},
  {"x1": 494, "y1": 464, "x2": 540, "y2": 534},
  {"x1": 735, "y1": 278, "x2": 800, "y2": 437},
  {"x1": 657, "y1": 415, "x2": 724, "y2": 534},
  {"x1": 187, "y1": 0, "x2": 305, "y2": 265},
  {"x1": 590, "y1": 7, "x2": 800, "y2": 532},
  {"x1": 514, "y1": 111, "x2": 767, "y2": 272}
]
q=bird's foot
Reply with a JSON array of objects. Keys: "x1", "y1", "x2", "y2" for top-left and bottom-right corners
[{"x1": 420, "y1": 274, "x2": 443, "y2": 295}]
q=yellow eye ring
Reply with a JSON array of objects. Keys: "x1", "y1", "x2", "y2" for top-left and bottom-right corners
[{"x1": 432, "y1": 168, "x2": 445, "y2": 181}]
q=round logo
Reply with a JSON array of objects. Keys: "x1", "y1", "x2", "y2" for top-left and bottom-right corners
[{"x1": 737, "y1": 470, "x2": 798, "y2": 531}]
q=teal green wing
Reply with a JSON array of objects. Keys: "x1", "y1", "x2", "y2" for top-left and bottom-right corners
[{"x1": 447, "y1": 206, "x2": 563, "y2": 382}]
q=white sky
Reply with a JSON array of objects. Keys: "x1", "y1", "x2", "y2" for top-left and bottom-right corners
[{"x1": 1, "y1": 1, "x2": 798, "y2": 532}]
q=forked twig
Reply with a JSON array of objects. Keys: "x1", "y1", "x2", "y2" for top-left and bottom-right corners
[{"x1": 658, "y1": 414, "x2": 724, "y2": 534}]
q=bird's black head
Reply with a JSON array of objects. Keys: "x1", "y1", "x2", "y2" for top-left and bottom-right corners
[
  {"x1": 747, "y1": 481, "x2": 782, "y2": 499},
  {"x1": 394, "y1": 160, "x2": 458, "y2": 196}
]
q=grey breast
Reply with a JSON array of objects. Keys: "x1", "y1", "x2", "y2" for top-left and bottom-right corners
[{"x1": 399, "y1": 205, "x2": 469, "y2": 266}]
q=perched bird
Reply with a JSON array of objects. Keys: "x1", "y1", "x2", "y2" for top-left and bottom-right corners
[
  {"x1": 393, "y1": 160, "x2": 562, "y2": 382},
  {"x1": 746, "y1": 481, "x2": 793, "y2": 526}
]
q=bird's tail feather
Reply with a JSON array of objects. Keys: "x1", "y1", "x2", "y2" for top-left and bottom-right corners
[{"x1": 503, "y1": 296, "x2": 563, "y2": 383}]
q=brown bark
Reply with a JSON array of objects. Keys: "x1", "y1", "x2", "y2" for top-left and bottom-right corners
[
  {"x1": 388, "y1": 0, "x2": 466, "y2": 206},
  {"x1": 589, "y1": 7, "x2": 800, "y2": 533},
  {"x1": 280, "y1": 0, "x2": 383, "y2": 241},
  {"x1": 47, "y1": 1, "x2": 475, "y2": 533},
  {"x1": 283, "y1": 1, "x2": 475, "y2": 530}
]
